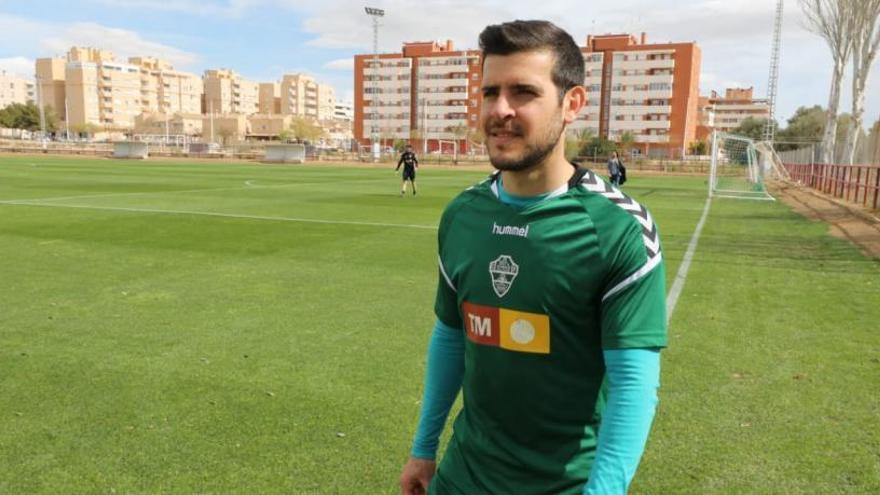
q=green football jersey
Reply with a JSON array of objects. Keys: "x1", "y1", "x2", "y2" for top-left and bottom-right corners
[{"x1": 431, "y1": 167, "x2": 667, "y2": 495}]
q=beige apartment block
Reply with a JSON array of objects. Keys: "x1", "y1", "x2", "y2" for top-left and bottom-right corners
[
  {"x1": 706, "y1": 87, "x2": 770, "y2": 133},
  {"x1": 35, "y1": 58, "x2": 67, "y2": 118},
  {"x1": 259, "y1": 83, "x2": 281, "y2": 114},
  {"x1": 204, "y1": 69, "x2": 259, "y2": 115},
  {"x1": 202, "y1": 113, "x2": 248, "y2": 143},
  {"x1": 134, "y1": 112, "x2": 204, "y2": 136},
  {"x1": 280, "y1": 74, "x2": 336, "y2": 120},
  {"x1": 56, "y1": 47, "x2": 203, "y2": 130},
  {"x1": 0, "y1": 70, "x2": 35, "y2": 109},
  {"x1": 65, "y1": 47, "x2": 142, "y2": 129},
  {"x1": 130, "y1": 57, "x2": 203, "y2": 116},
  {"x1": 248, "y1": 114, "x2": 292, "y2": 138}
]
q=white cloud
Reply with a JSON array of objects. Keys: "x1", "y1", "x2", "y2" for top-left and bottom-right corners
[
  {"x1": 90, "y1": 0, "x2": 266, "y2": 18},
  {"x1": 0, "y1": 14, "x2": 199, "y2": 70},
  {"x1": 0, "y1": 57, "x2": 35, "y2": 78},
  {"x1": 43, "y1": 22, "x2": 199, "y2": 67},
  {"x1": 323, "y1": 58, "x2": 353, "y2": 71}
]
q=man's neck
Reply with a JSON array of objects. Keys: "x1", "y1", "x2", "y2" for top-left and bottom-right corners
[{"x1": 500, "y1": 145, "x2": 571, "y2": 197}]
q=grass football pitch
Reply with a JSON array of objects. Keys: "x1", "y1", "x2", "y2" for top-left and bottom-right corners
[{"x1": 1, "y1": 156, "x2": 878, "y2": 494}]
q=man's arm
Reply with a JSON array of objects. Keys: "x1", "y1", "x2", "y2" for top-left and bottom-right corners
[
  {"x1": 410, "y1": 319, "x2": 465, "y2": 458},
  {"x1": 583, "y1": 348, "x2": 660, "y2": 495},
  {"x1": 397, "y1": 154, "x2": 404, "y2": 170},
  {"x1": 400, "y1": 319, "x2": 465, "y2": 494}
]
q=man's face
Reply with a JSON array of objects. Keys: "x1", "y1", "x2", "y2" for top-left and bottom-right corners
[{"x1": 480, "y1": 50, "x2": 566, "y2": 172}]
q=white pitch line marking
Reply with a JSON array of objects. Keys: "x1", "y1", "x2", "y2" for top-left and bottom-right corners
[
  {"x1": 0, "y1": 177, "x2": 389, "y2": 204},
  {"x1": 666, "y1": 196, "x2": 712, "y2": 323},
  {"x1": 0, "y1": 201, "x2": 438, "y2": 231}
]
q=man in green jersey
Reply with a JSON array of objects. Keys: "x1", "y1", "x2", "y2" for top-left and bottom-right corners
[{"x1": 400, "y1": 20, "x2": 667, "y2": 495}]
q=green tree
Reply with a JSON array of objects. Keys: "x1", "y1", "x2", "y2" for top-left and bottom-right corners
[
  {"x1": 69, "y1": 122, "x2": 102, "y2": 139},
  {"x1": 393, "y1": 138, "x2": 407, "y2": 152},
  {"x1": 277, "y1": 129, "x2": 293, "y2": 143},
  {"x1": 732, "y1": 117, "x2": 775, "y2": 141},
  {"x1": 0, "y1": 102, "x2": 58, "y2": 132},
  {"x1": 580, "y1": 136, "x2": 616, "y2": 162},
  {"x1": 689, "y1": 140, "x2": 708, "y2": 155},
  {"x1": 618, "y1": 131, "x2": 636, "y2": 158},
  {"x1": 565, "y1": 128, "x2": 595, "y2": 161},
  {"x1": 776, "y1": 105, "x2": 825, "y2": 151},
  {"x1": 291, "y1": 117, "x2": 325, "y2": 143}
]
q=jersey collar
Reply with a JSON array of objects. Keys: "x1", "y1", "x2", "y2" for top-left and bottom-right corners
[{"x1": 488, "y1": 163, "x2": 588, "y2": 200}]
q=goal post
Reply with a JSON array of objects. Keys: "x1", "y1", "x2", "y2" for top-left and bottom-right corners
[{"x1": 709, "y1": 131, "x2": 775, "y2": 201}]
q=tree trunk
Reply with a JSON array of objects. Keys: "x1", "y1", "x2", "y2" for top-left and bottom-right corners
[
  {"x1": 843, "y1": 54, "x2": 867, "y2": 164},
  {"x1": 821, "y1": 60, "x2": 845, "y2": 163}
]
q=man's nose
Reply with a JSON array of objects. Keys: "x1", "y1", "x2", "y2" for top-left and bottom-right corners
[{"x1": 488, "y1": 94, "x2": 515, "y2": 120}]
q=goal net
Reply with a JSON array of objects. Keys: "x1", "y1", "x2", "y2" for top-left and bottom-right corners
[{"x1": 709, "y1": 131, "x2": 774, "y2": 200}]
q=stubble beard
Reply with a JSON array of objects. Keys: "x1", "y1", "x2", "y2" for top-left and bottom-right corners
[{"x1": 486, "y1": 114, "x2": 565, "y2": 173}]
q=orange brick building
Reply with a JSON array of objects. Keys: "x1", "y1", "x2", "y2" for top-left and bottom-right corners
[{"x1": 354, "y1": 33, "x2": 702, "y2": 157}]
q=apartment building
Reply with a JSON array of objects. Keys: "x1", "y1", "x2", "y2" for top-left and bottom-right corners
[
  {"x1": 130, "y1": 57, "x2": 202, "y2": 116},
  {"x1": 259, "y1": 82, "x2": 281, "y2": 114},
  {"x1": 133, "y1": 112, "x2": 204, "y2": 137},
  {"x1": 354, "y1": 40, "x2": 481, "y2": 152},
  {"x1": 204, "y1": 69, "x2": 259, "y2": 115},
  {"x1": 279, "y1": 74, "x2": 336, "y2": 120},
  {"x1": 354, "y1": 34, "x2": 701, "y2": 157},
  {"x1": 38, "y1": 47, "x2": 202, "y2": 130},
  {"x1": 248, "y1": 114, "x2": 291, "y2": 138},
  {"x1": 577, "y1": 33, "x2": 701, "y2": 157},
  {"x1": 35, "y1": 58, "x2": 66, "y2": 116},
  {"x1": 334, "y1": 101, "x2": 353, "y2": 121},
  {"x1": 64, "y1": 47, "x2": 141, "y2": 128},
  {"x1": 0, "y1": 70, "x2": 35, "y2": 108},
  {"x1": 702, "y1": 87, "x2": 770, "y2": 134}
]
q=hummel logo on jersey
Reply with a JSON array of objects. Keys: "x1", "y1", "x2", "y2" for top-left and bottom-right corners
[
  {"x1": 462, "y1": 301, "x2": 550, "y2": 354},
  {"x1": 492, "y1": 222, "x2": 530, "y2": 238},
  {"x1": 489, "y1": 255, "x2": 519, "y2": 298}
]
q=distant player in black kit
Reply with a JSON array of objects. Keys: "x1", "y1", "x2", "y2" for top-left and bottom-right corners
[{"x1": 396, "y1": 144, "x2": 419, "y2": 196}]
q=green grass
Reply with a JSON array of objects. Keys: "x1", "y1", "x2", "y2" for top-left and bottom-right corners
[{"x1": 0, "y1": 156, "x2": 877, "y2": 494}]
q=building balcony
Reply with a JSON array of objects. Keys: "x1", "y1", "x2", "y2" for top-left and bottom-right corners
[
  {"x1": 634, "y1": 134, "x2": 670, "y2": 143},
  {"x1": 609, "y1": 120, "x2": 671, "y2": 131},
  {"x1": 613, "y1": 58, "x2": 675, "y2": 71},
  {"x1": 609, "y1": 105, "x2": 672, "y2": 115}
]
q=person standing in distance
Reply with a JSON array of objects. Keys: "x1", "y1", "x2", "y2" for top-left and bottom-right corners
[
  {"x1": 396, "y1": 144, "x2": 419, "y2": 196},
  {"x1": 607, "y1": 150, "x2": 623, "y2": 186},
  {"x1": 399, "y1": 20, "x2": 667, "y2": 495}
]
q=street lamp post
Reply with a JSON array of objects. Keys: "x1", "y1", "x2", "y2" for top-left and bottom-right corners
[{"x1": 365, "y1": 6, "x2": 384, "y2": 161}]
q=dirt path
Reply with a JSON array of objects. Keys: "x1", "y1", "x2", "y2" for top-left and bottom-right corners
[{"x1": 771, "y1": 181, "x2": 880, "y2": 259}]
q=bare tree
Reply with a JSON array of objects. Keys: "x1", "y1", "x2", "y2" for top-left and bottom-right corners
[
  {"x1": 800, "y1": 0, "x2": 856, "y2": 163},
  {"x1": 842, "y1": 0, "x2": 880, "y2": 164}
]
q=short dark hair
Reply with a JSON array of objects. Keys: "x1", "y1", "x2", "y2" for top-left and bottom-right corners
[{"x1": 479, "y1": 20, "x2": 584, "y2": 101}]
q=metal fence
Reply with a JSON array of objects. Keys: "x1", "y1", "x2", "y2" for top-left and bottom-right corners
[{"x1": 783, "y1": 162, "x2": 880, "y2": 210}]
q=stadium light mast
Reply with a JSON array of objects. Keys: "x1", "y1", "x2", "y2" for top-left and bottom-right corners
[
  {"x1": 365, "y1": 6, "x2": 384, "y2": 161},
  {"x1": 764, "y1": 0, "x2": 783, "y2": 145}
]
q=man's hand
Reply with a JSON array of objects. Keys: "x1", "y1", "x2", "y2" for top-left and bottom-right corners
[{"x1": 399, "y1": 457, "x2": 436, "y2": 495}]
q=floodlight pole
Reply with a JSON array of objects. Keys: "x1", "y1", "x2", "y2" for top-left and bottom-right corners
[
  {"x1": 365, "y1": 6, "x2": 384, "y2": 161},
  {"x1": 764, "y1": 0, "x2": 783, "y2": 145}
]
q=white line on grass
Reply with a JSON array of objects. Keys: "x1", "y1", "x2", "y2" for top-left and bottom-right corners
[
  {"x1": 0, "y1": 201, "x2": 439, "y2": 231},
  {"x1": 666, "y1": 196, "x2": 712, "y2": 322},
  {"x1": 0, "y1": 177, "x2": 394, "y2": 204}
]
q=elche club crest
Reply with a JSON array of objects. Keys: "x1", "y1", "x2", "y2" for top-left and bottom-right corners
[{"x1": 489, "y1": 254, "x2": 519, "y2": 298}]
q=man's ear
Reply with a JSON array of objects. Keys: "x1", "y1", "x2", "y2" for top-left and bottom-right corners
[{"x1": 562, "y1": 85, "x2": 587, "y2": 124}]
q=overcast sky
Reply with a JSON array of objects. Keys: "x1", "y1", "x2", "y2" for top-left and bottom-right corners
[{"x1": 0, "y1": 0, "x2": 877, "y2": 127}]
